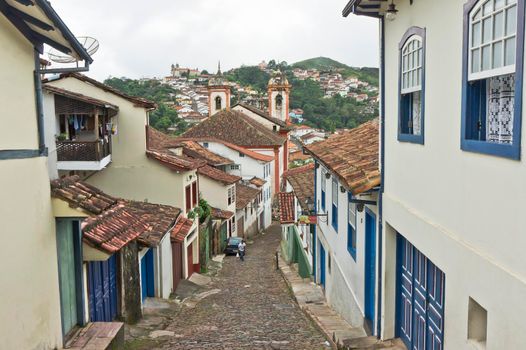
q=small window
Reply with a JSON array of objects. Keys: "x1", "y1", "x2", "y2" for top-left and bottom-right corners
[
  {"x1": 185, "y1": 185, "x2": 191, "y2": 213},
  {"x1": 230, "y1": 216, "x2": 236, "y2": 235},
  {"x1": 321, "y1": 168, "x2": 327, "y2": 211},
  {"x1": 331, "y1": 179, "x2": 338, "y2": 231},
  {"x1": 468, "y1": 297, "x2": 487, "y2": 348},
  {"x1": 399, "y1": 27, "x2": 426, "y2": 144},
  {"x1": 203, "y1": 142, "x2": 209, "y2": 148},
  {"x1": 191, "y1": 181, "x2": 198, "y2": 207},
  {"x1": 348, "y1": 195, "x2": 357, "y2": 260},
  {"x1": 462, "y1": 0, "x2": 523, "y2": 159},
  {"x1": 273, "y1": 125, "x2": 277, "y2": 132},
  {"x1": 215, "y1": 96, "x2": 222, "y2": 111},
  {"x1": 276, "y1": 94, "x2": 283, "y2": 110},
  {"x1": 230, "y1": 164, "x2": 240, "y2": 170},
  {"x1": 239, "y1": 152, "x2": 245, "y2": 157}
]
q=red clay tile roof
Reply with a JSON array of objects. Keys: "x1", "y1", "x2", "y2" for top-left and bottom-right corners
[
  {"x1": 283, "y1": 163, "x2": 315, "y2": 212},
  {"x1": 278, "y1": 192, "x2": 295, "y2": 224},
  {"x1": 147, "y1": 126, "x2": 180, "y2": 150},
  {"x1": 146, "y1": 150, "x2": 204, "y2": 171},
  {"x1": 211, "y1": 207, "x2": 235, "y2": 220},
  {"x1": 46, "y1": 73, "x2": 157, "y2": 109},
  {"x1": 51, "y1": 176, "x2": 118, "y2": 215},
  {"x1": 177, "y1": 140, "x2": 233, "y2": 166},
  {"x1": 289, "y1": 150, "x2": 312, "y2": 162},
  {"x1": 305, "y1": 118, "x2": 380, "y2": 195},
  {"x1": 198, "y1": 165, "x2": 241, "y2": 185},
  {"x1": 249, "y1": 177, "x2": 266, "y2": 188},
  {"x1": 52, "y1": 176, "x2": 182, "y2": 254},
  {"x1": 176, "y1": 137, "x2": 274, "y2": 162},
  {"x1": 235, "y1": 183, "x2": 261, "y2": 210},
  {"x1": 182, "y1": 110, "x2": 286, "y2": 147},
  {"x1": 233, "y1": 102, "x2": 289, "y2": 128},
  {"x1": 43, "y1": 85, "x2": 119, "y2": 111},
  {"x1": 171, "y1": 217, "x2": 194, "y2": 243},
  {"x1": 124, "y1": 201, "x2": 181, "y2": 247}
]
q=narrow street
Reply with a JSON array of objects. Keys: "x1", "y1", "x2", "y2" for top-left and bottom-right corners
[{"x1": 150, "y1": 224, "x2": 328, "y2": 349}]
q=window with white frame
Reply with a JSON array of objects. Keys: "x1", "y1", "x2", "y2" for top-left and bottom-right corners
[
  {"x1": 347, "y1": 197, "x2": 357, "y2": 260},
  {"x1": 321, "y1": 168, "x2": 327, "y2": 211},
  {"x1": 331, "y1": 179, "x2": 338, "y2": 231},
  {"x1": 227, "y1": 186, "x2": 236, "y2": 205},
  {"x1": 399, "y1": 28, "x2": 425, "y2": 143},
  {"x1": 462, "y1": 0, "x2": 523, "y2": 159}
]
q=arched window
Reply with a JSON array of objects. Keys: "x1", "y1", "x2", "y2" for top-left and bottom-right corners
[
  {"x1": 399, "y1": 27, "x2": 426, "y2": 144},
  {"x1": 462, "y1": 0, "x2": 523, "y2": 159},
  {"x1": 275, "y1": 94, "x2": 283, "y2": 110},
  {"x1": 215, "y1": 96, "x2": 222, "y2": 111}
]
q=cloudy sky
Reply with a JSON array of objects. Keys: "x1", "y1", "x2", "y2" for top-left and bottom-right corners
[{"x1": 50, "y1": 0, "x2": 379, "y2": 81}]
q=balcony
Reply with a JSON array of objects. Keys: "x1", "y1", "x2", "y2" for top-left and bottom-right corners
[{"x1": 56, "y1": 139, "x2": 112, "y2": 171}]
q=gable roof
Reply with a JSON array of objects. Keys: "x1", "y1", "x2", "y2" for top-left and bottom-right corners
[
  {"x1": 278, "y1": 192, "x2": 295, "y2": 224},
  {"x1": 171, "y1": 217, "x2": 194, "y2": 243},
  {"x1": 235, "y1": 183, "x2": 261, "y2": 210},
  {"x1": 305, "y1": 118, "x2": 380, "y2": 195},
  {"x1": 1, "y1": 0, "x2": 92, "y2": 62},
  {"x1": 176, "y1": 137, "x2": 274, "y2": 163},
  {"x1": 198, "y1": 165, "x2": 241, "y2": 185},
  {"x1": 283, "y1": 163, "x2": 315, "y2": 212},
  {"x1": 146, "y1": 150, "x2": 204, "y2": 172},
  {"x1": 45, "y1": 73, "x2": 156, "y2": 109},
  {"x1": 233, "y1": 102, "x2": 288, "y2": 128},
  {"x1": 182, "y1": 110, "x2": 286, "y2": 147},
  {"x1": 43, "y1": 85, "x2": 119, "y2": 111}
]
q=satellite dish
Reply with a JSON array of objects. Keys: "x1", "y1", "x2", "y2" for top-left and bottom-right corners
[{"x1": 48, "y1": 36, "x2": 99, "y2": 63}]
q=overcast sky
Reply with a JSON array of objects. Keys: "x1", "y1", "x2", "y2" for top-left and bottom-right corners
[{"x1": 50, "y1": 0, "x2": 379, "y2": 81}]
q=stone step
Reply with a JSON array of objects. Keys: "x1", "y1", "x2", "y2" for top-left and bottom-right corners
[{"x1": 341, "y1": 336, "x2": 407, "y2": 350}]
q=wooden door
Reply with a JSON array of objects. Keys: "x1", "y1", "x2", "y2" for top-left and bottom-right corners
[
  {"x1": 172, "y1": 242, "x2": 183, "y2": 290},
  {"x1": 319, "y1": 243, "x2": 326, "y2": 289},
  {"x1": 364, "y1": 209, "x2": 377, "y2": 333},
  {"x1": 140, "y1": 249, "x2": 155, "y2": 301},
  {"x1": 187, "y1": 243, "x2": 194, "y2": 278},
  {"x1": 88, "y1": 254, "x2": 118, "y2": 322}
]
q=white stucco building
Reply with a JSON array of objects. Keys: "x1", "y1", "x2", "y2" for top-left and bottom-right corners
[{"x1": 345, "y1": 0, "x2": 526, "y2": 348}]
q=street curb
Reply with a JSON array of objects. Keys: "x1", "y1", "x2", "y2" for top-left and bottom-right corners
[{"x1": 276, "y1": 252, "x2": 338, "y2": 350}]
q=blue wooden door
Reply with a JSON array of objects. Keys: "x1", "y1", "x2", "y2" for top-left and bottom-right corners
[
  {"x1": 364, "y1": 210, "x2": 376, "y2": 331},
  {"x1": 319, "y1": 243, "x2": 326, "y2": 288},
  {"x1": 88, "y1": 254, "x2": 118, "y2": 322},
  {"x1": 141, "y1": 249, "x2": 155, "y2": 301},
  {"x1": 397, "y1": 235, "x2": 445, "y2": 350}
]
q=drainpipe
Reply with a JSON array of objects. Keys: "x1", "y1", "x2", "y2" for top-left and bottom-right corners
[
  {"x1": 376, "y1": 16, "x2": 386, "y2": 339},
  {"x1": 33, "y1": 50, "x2": 47, "y2": 156}
]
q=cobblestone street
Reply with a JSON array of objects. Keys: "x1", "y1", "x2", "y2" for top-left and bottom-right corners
[{"x1": 134, "y1": 224, "x2": 328, "y2": 350}]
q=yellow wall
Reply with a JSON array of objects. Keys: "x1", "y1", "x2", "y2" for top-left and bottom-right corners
[
  {"x1": 0, "y1": 15, "x2": 63, "y2": 349},
  {"x1": 46, "y1": 77, "x2": 195, "y2": 211}
]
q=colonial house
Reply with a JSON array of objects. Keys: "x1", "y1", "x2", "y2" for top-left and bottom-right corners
[
  {"x1": 345, "y1": 0, "x2": 526, "y2": 348},
  {"x1": 305, "y1": 119, "x2": 380, "y2": 334},
  {"x1": 279, "y1": 163, "x2": 316, "y2": 278},
  {"x1": 235, "y1": 182, "x2": 263, "y2": 239},
  {"x1": 50, "y1": 176, "x2": 181, "y2": 324},
  {"x1": 0, "y1": 1, "x2": 100, "y2": 348},
  {"x1": 43, "y1": 74, "x2": 202, "y2": 289}
]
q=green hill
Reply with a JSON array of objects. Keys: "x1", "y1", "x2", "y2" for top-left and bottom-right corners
[{"x1": 292, "y1": 57, "x2": 379, "y2": 86}]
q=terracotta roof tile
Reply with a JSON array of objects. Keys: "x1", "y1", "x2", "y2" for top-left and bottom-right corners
[
  {"x1": 235, "y1": 183, "x2": 261, "y2": 210},
  {"x1": 289, "y1": 150, "x2": 312, "y2": 162},
  {"x1": 198, "y1": 165, "x2": 241, "y2": 185},
  {"x1": 211, "y1": 207, "x2": 235, "y2": 220},
  {"x1": 171, "y1": 217, "x2": 194, "y2": 243},
  {"x1": 178, "y1": 140, "x2": 233, "y2": 166},
  {"x1": 51, "y1": 175, "x2": 118, "y2": 215},
  {"x1": 182, "y1": 110, "x2": 286, "y2": 147},
  {"x1": 146, "y1": 150, "x2": 204, "y2": 171},
  {"x1": 249, "y1": 177, "x2": 266, "y2": 188},
  {"x1": 233, "y1": 102, "x2": 289, "y2": 128},
  {"x1": 283, "y1": 163, "x2": 315, "y2": 212},
  {"x1": 278, "y1": 192, "x2": 295, "y2": 224},
  {"x1": 305, "y1": 119, "x2": 380, "y2": 195},
  {"x1": 176, "y1": 137, "x2": 274, "y2": 162}
]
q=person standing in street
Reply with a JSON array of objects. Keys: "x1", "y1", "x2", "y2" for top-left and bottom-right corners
[{"x1": 238, "y1": 240, "x2": 246, "y2": 261}]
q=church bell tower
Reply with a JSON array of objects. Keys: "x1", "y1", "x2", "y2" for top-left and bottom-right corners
[
  {"x1": 268, "y1": 70, "x2": 292, "y2": 124},
  {"x1": 207, "y1": 61, "x2": 231, "y2": 117}
]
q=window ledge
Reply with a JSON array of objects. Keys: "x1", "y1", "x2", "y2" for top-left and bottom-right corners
[
  {"x1": 461, "y1": 139, "x2": 520, "y2": 160},
  {"x1": 467, "y1": 339, "x2": 486, "y2": 350},
  {"x1": 398, "y1": 133, "x2": 424, "y2": 144}
]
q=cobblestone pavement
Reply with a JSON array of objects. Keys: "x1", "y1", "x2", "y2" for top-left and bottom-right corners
[{"x1": 152, "y1": 224, "x2": 329, "y2": 350}]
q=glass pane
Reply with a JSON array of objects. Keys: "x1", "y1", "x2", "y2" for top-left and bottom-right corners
[
  {"x1": 473, "y1": 22, "x2": 482, "y2": 46},
  {"x1": 483, "y1": 0, "x2": 493, "y2": 16},
  {"x1": 409, "y1": 71, "x2": 413, "y2": 87},
  {"x1": 506, "y1": 5, "x2": 517, "y2": 35},
  {"x1": 417, "y1": 69, "x2": 421, "y2": 86},
  {"x1": 403, "y1": 55, "x2": 408, "y2": 71},
  {"x1": 412, "y1": 51, "x2": 416, "y2": 68},
  {"x1": 413, "y1": 70, "x2": 417, "y2": 86},
  {"x1": 505, "y1": 37, "x2": 516, "y2": 65},
  {"x1": 483, "y1": 17, "x2": 492, "y2": 43},
  {"x1": 417, "y1": 49, "x2": 422, "y2": 67},
  {"x1": 494, "y1": 11, "x2": 504, "y2": 39},
  {"x1": 472, "y1": 48, "x2": 481, "y2": 72},
  {"x1": 493, "y1": 41, "x2": 503, "y2": 68},
  {"x1": 403, "y1": 73, "x2": 408, "y2": 89},
  {"x1": 482, "y1": 45, "x2": 491, "y2": 70},
  {"x1": 495, "y1": 0, "x2": 505, "y2": 9}
]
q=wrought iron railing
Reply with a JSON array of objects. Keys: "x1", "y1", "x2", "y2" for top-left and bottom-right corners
[{"x1": 57, "y1": 140, "x2": 111, "y2": 162}]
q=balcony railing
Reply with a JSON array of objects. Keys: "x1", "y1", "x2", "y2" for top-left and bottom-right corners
[{"x1": 57, "y1": 140, "x2": 111, "y2": 162}]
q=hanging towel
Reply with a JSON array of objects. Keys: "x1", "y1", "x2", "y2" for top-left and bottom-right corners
[
  {"x1": 487, "y1": 74, "x2": 515, "y2": 144},
  {"x1": 73, "y1": 115, "x2": 80, "y2": 130}
]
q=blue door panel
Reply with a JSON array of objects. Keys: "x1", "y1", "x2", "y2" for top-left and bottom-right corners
[
  {"x1": 88, "y1": 254, "x2": 118, "y2": 322},
  {"x1": 396, "y1": 235, "x2": 445, "y2": 350},
  {"x1": 320, "y1": 244, "x2": 326, "y2": 288},
  {"x1": 364, "y1": 210, "x2": 376, "y2": 328},
  {"x1": 141, "y1": 249, "x2": 155, "y2": 301}
]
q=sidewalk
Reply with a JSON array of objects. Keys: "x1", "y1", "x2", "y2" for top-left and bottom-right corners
[{"x1": 278, "y1": 254, "x2": 406, "y2": 350}]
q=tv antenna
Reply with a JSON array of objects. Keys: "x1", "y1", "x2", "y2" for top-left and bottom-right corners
[{"x1": 48, "y1": 36, "x2": 99, "y2": 63}]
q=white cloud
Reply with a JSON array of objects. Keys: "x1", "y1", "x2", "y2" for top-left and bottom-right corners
[{"x1": 49, "y1": 0, "x2": 379, "y2": 80}]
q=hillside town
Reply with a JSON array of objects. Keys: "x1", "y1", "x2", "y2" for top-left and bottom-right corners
[{"x1": 2, "y1": 0, "x2": 526, "y2": 350}]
